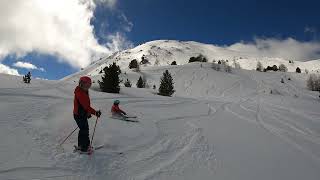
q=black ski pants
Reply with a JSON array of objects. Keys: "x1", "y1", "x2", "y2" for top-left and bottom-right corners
[{"x1": 74, "y1": 114, "x2": 90, "y2": 151}]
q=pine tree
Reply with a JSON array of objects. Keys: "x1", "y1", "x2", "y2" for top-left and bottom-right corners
[
  {"x1": 129, "y1": 59, "x2": 138, "y2": 69},
  {"x1": 136, "y1": 76, "x2": 145, "y2": 88},
  {"x1": 141, "y1": 56, "x2": 150, "y2": 64},
  {"x1": 307, "y1": 74, "x2": 320, "y2": 91},
  {"x1": 266, "y1": 66, "x2": 273, "y2": 71},
  {"x1": 188, "y1": 55, "x2": 207, "y2": 63},
  {"x1": 124, "y1": 79, "x2": 132, "y2": 87},
  {"x1": 98, "y1": 62, "x2": 121, "y2": 93},
  {"x1": 279, "y1": 64, "x2": 288, "y2": 72},
  {"x1": 155, "y1": 59, "x2": 160, "y2": 66},
  {"x1": 296, "y1": 67, "x2": 301, "y2": 73},
  {"x1": 272, "y1": 65, "x2": 278, "y2": 71},
  {"x1": 158, "y1": 70, "x2": 175, "y2": 96},
  {"x1": 256, "y1": 61, "x2": 263, "y2": 72}
]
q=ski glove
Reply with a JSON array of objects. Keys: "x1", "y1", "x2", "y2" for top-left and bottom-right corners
[{"x1": 96, "y1": 110, "x2": 102, "y2": 118}]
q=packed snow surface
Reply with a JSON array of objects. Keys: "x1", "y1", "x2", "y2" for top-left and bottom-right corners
[{"x1": 1, "y1": 40, "x2": 320, "y2": 180}]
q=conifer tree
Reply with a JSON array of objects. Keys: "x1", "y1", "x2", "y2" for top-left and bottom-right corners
[
  {"x1": 98, "y1": 62, "x2": 121, "y2": 93},
  {"x1": 296, "y1": 67, "x2": 301, "y2": 73},
  {"x1": 256, "y1": 61, "x2": 263, "y2": 72},
  {"x1": 136, "y1": 76, "x2": 145, "y2": 88},
  {"x1": 124, "y1": 79, "x2": 132, "y2": 87},
  {"x1": 129, "y1": 59, "x2": 138, "y2": 69},
  {"x1": 279, "y1": 64, "x2": 288, "y2": 72},
  {"x1": 158, "y1": 70, "x2": 175, "y2": 96}
]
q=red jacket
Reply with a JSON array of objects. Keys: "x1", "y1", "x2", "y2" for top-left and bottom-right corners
[
  {"x1": 111, "y1": 105, "x2": 125, "y2": 114},
  {"x1": 73, "y1": 86, "x2": 96, "y2": 117}
]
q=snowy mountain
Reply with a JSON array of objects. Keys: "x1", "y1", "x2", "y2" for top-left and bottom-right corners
[
  {"x1": 1, "y1": 40, "x2": 320, "y2": 179},
  {"x1": 65, "y1": 39, "x2": 320, "y2": 99},
  {"x1": 78, "y1": 40, "x2": 320, "y2": 79}
]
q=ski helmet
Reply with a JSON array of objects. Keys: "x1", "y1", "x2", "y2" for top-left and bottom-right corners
[
  {"x1": 114, "y1": 100, "x2": 120, "y2": 105},
  {"x1": 79, "y1": 76, "x2": 92, "y2": 86}
]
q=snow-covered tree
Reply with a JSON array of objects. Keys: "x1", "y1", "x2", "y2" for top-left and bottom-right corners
[
  {"x1": 307, "y1": 74, "x2": 320, "y2": 91},
  {"x1": 256, "y1": 61, "x2": 263, "y2": 72},
  {"x1": 279, "y1": 64, "x2": 288, "y2": 72},
  {"x1": 155, "y1": 59, "x2": 160, "y2": 66},
  {"x1": 233, "y1": 59, "x2": 241, "y2": 69},
  {"x1": 272, "y1": 65, "x2": 278, "y2": 71},
  {"x1": 189, "y1": 55, "x2": 207, "y2": 63}
]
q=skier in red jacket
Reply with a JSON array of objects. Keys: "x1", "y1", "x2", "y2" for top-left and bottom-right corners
[
  {"x1": 111, "y1": 100, "x2": 127, "y2": 117},
  {"x1": 73, "y1": 76, "x2": 101, "y2": 152}
]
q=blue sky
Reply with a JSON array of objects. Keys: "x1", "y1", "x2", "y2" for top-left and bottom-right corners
[
  {"x1": 0, "y1": 0, "x2": 319, "y2": 80},
  {"x1": 120, "y1": 0, "x2": 319, "y2": 44}
]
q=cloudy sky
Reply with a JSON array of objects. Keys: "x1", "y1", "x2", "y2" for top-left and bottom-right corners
[{"x1": 0, "y1": 0, "x2": 319, "y2": 79}]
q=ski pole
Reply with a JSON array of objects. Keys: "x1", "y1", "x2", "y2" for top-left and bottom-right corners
[
  {"x1": 59, "y1": 127, "x2": 78, "y2": 146},
  {"x1": 90, "y1": 116, "x2": 99, "y2": 148}
]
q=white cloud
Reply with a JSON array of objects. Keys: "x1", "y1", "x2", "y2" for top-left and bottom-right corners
[
  {"x1": 0, "y1": 64, "x2": 20, "y2": 76},
  {"x1": 94, "y1": 0, "x2": 117, "y2": 8},
  {"x1": 95, "y1": 12, "x2": 133, "y2": 48},
  {"x1": 35, "y1": 77, "x2": 48, "y2": 80},
  {"x1": 305, "y1": 26, "x2": 317, "y2": 33},
  {"x1": 13, "y1": 61, "x2": 45, "y2": 72},
  {"x1": 0, "y1": 0, "x2": 130, "y2": 69},
  {"x1": 227, "y1": 38, "x2": 320, "y2": 61},
  {"x1": 119, "y1": 13, "x2": 134, "y2": 32},
  {"x1": 106, "y1": 32, "x2": 134, "y2": 52}
]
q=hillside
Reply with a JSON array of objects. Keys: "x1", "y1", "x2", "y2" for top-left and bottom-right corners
[
  {"x1": 75, "y1": 40, "x2": 320, "y2": 80},
  {"x1": 1, "y1": 61, "x2": 320, "y2": 179},
  {"x1": 1, "y1": 40, "x2": 320, "y2": 179}
]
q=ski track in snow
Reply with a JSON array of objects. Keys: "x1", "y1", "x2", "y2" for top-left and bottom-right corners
[
  {"x1": 1, "y1": 61, "x2": 320, "y2": 179},
  {"x1": 220, "y1": 78, "x2": 320, "y2": 164},
  {"x1": 0, "y1": 81, "x2": 217, "y2": 179}
]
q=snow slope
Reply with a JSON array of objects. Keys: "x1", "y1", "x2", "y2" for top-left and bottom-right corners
[
  {"x1": 1, "y1": 58, "x2": 320, "y2": 180},
  {"x1": 78, "y1": 40, "x2": 320, "y2": 77}
]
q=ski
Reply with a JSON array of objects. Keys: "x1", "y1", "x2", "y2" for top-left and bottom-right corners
[
  {"x1": 73, "y1": 145, "x2": 124, "y2": 155},
  {"x1": 110, "y1": 116, "x2": 139, "y2": 122},
  {"x1": 120, "y1": 118, "x2": 139, "y2": 123},
  {"x1": 73, "y1": 145, "x2": 104, "y2": 155},
  {"x1": 124, "y1": 116, "x2": 137, "y2": 119},
  {"x1": 94, "y1": 145, "x2": 104, "y2": 150}
]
